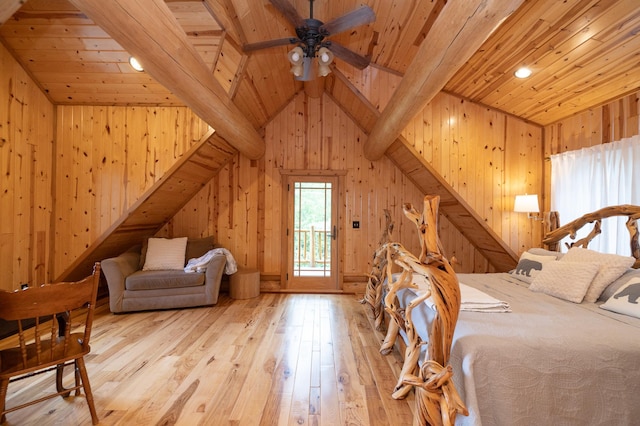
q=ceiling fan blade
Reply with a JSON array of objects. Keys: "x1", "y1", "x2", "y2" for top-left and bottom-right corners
[
  {"x1": 320, "y1": 5, "x2": 375, "y2": 36},
  {"x1": 327, "y1": 42, "x2": 370, "y2": 70},
  {"x1": 243, "y1": 38, "x2": 297, "y2": 52},
  {"x1": 269, "y1": 0, "x2": 306, "y2": 28}
]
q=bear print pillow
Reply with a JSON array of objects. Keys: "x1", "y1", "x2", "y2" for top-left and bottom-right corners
[
  {"x1": 510, "y1": 251, "x2": 558, "y2": 284},
  {"x1": 600, "y1": 276, "x2": 640, "y2": 319}
]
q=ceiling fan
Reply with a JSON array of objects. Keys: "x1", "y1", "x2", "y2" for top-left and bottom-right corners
[{"x1": 243, "y1": 0, "x2": 375, "y2": 79}]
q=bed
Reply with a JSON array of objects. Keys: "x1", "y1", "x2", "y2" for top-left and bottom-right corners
[{"x1": 363, "y1": 198, "x2": 640, "y2": 425}]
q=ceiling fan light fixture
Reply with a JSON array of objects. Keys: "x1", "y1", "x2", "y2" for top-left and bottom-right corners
[
  {"x1": 247, "y1": 0, "x2": 376, "y2": 80},
  {"x1": 317, "y1": 47, "x2": 333, "y2": 77},
  {"x1": 288, "y1": 46, "x2": 304, "y2": 64},
  {"x1": 288, "y1": 46, "x2": 304, "y2": 76},
  {"x1": 291, "y1": 63, "x2": 304, "y2": 77}
]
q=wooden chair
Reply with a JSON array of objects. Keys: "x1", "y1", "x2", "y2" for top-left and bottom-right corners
[{"x1": 0, "y1": 263, "x2": 101, "y2": 425}]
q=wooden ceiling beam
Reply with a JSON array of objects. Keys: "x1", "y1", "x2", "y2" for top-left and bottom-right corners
[
  {"x1": 0, "y1": 0, "x2": 26, "y2": 26},
  {"x1": 69, "y1": 0, "x2": 265, "y2": 160},
  {"x1": 363, "y1": 0, "x2": 525, "y2": 160}
]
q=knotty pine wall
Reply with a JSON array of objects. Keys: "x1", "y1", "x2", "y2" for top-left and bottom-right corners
[
  {"x1": 163, "y1": 93, "x2": 428, "y2": 291},
  {"x1": 543, "y1": 91, "x2": 640, "y2": 212},
  {"x1": 0, "y1": 43, "x2": 55, "y2": 291},
  {"x1": 52, "y1": 106, "x2": 211, "y2": 277},
  {"x1": 343, "y1": 65, "x2": 544, "y2": 268},
  {"x1": 401, "y1": 92, "x2": 544, "y2": 265}
]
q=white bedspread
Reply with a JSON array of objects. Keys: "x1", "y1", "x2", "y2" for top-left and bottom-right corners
[{"x1": 449, "y1": 273, "x2": 640, "y2": 426}]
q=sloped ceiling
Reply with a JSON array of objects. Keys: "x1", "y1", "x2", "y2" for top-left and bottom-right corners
[{"x1": 2, "y1": 0, "x2": 639, "y2": 131}]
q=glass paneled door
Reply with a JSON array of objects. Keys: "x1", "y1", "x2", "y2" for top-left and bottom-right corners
[{"x1": 286, "y1": 176, "x2": 338, "y2": 291}]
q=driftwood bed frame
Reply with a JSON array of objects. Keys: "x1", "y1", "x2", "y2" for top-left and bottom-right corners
[{"x1": 363, "y1": 200, "x2": 640, "y2": 426}]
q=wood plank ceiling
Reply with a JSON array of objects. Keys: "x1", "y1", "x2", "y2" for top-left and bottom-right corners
[{"x1": 1, "y1": 0, "x2": 639, "y2": 130}]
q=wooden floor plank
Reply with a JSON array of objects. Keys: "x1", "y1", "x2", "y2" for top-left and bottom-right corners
[{"x1": 1, "y1": 293, "x2": 415, "y2": 425}]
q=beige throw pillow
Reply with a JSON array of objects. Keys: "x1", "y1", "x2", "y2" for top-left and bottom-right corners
[
  {"x1": 560, "y1": 247, "x2": 635, "y2": 303},
  {"x1": 142, "y1": 237, "x2": 188, "y2": 271},
  {"x1": 529, "y1": 261, "x2": 599, "y2": 303}
]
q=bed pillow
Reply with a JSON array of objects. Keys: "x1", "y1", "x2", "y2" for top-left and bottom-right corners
[
  {"x1": 529, "y1": 261, "x2": 599, "y2": 303},
  {"x1": 598, "y1": 268, "x2": 640, "y2": 302},
  {"x1": 185, "y1": 236, "x2": 215, "y2": 261},
  {"x1": 560, "y1": 247, "x2": 635, "y2": 303},
  {"x1": 527, "y1": 247, "x2": 564, "y2": 260},
  {"x1": 600, "y1": 276, "x2": 640, "y2": 319},
  {"x1": 142, "y1": 237, "x2": 188, "y2": 271},
  {"x1": 510, "y1": 251, "x2": 558, "y2": 283}
]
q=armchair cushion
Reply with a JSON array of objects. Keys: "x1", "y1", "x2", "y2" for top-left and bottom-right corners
[{"x1": 125, "y1": 269, "x2": 204, "y2": 291}]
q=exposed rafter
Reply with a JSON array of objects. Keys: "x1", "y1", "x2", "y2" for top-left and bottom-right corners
[
  {"x1": 0, "y1": 0, "x2": 26, "y2": 25},
  {"x1": 363, "y1": 0, "x2": 525, "y2": 160},
  {"x1": 69, "y1": 0, "x2": 265, "y2": 160}
]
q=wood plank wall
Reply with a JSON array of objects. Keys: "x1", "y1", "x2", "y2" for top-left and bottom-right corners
[
  {"x1": 543, "y1": 91, "x2": 640, "y2": 212},
  {"x1": 52, "y1": 106, "x2": 210, "y2": 278},
  {"x1": 401, "y1": 93, "x2": 544, "y2": 267},
  {"x1": 342, "y1": 65, "x2": 544, "y2": 269},
  {"x1": 164, "y1": 93, "x2": 428, "y2": 291},
  {"x1": 0, "y1": 42, "x2": 55, "y2": 291}
]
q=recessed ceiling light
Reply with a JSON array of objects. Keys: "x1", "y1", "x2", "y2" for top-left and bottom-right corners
[
  {"x1": 514, "y1": 67, "x2": 532, "y2": 79},
  {"x1": 129, "y1": 56, "x2": 144, "y2": 72}
]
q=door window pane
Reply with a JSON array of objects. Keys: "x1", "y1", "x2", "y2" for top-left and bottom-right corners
[{"x1": 293, "y1": 181, "x2": 332, "y2": 277}]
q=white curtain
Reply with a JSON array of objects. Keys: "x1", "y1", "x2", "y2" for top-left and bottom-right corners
[{"x1": 550, "y1": 135, "x2": 640, "y2": 255}]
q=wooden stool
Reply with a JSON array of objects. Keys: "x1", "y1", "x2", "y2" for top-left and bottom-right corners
[{"x1": 230, "y1": 267, "x2": 260, "y2": 299}]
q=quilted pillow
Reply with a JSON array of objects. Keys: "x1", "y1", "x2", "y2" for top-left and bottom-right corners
[
  {"x1": 142, "y1": 237, "x2": 188, "y2": 271},
  {"x1": 527, "y1": 247, "x2": 564, "y2": 259},
  {"x1": 560, "y1": 247, "x2": 635, "y2": 303},
  {"x1": 510, "y1": 251, "x2": 558, "y2": 283},
  {"x1": 600, "y1": 276, "x2": 640, "y2": 319},
  {"x1": 529, "y1": 261, "x2": 599, "y2": 303}
]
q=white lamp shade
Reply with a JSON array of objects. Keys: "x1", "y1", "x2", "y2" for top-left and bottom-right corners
[
  {"x1": 288, "y1": 47, "x2": 305, "y2": 77},
  {"x1": 288, "y1": 47, "x2": 304, "y2": 65},
  {"x1": 317, "y1": 47, "x2": 334, "y2": 77},
  {"x1": 290, "y1": 63, "x2": 303, "y2": 77},
  {"x1": 514, "y1": 194, "x2": 540, "y2": 213}
]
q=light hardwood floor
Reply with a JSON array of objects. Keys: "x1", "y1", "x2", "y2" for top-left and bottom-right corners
[{"x1": 2, "y1": 293, "x2": 415, "y2": 425}]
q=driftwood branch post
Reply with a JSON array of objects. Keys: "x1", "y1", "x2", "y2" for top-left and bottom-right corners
[
  {"x1": 543, "y1": 205, "x2": 640, "y2": 266},
  {"x1": 399, "y1": 195, "x2": 468, "y2": 426},
  {"x1": 362, "y1": 209, "x2": 395, "y2": 330}
]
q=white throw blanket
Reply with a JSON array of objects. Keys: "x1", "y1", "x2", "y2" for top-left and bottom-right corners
[
  {"x1": 184, "y1": 248, "x2": 238, "y2": 275},
  {"x1": 455, "y1": 283, "x2": 511, "y2": 312},
  {"x1": 410, "y1": 273, "x2": 511, "y2": 312}
]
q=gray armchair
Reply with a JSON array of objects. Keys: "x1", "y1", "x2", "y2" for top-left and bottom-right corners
[{"x1": 101, "y1": 237, "x2": 226, "y2": 313}]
